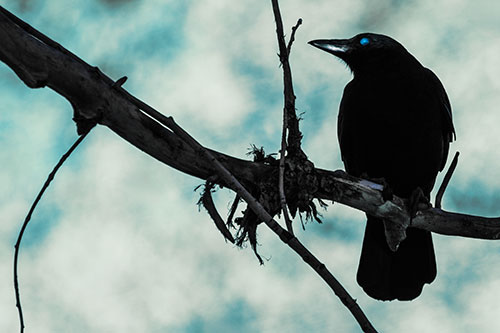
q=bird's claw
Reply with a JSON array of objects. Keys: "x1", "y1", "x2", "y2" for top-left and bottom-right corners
[{"x1": 407, "y1": 187, "x2": 431, "y2": 219}]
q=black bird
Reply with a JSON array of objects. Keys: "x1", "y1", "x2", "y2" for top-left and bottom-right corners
[{"x1": 309, "y1": 33, "x2": 455, "y2": 301}]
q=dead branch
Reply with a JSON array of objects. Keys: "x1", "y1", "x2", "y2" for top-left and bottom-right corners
[
  {"x1": 271, "y1": 2, "x2": 303, "y2": 158},
  {"x1": 199, "y1": 181, "x2": 235, "y2": 243},
  {"x1": 165, "y1": 112, "x2": 377, "y2": 333},
  {"x1": 1, "y1": 4, "x2": 499, "y2": 254},
  {"x1": 277, "y1": 19, "x2": 304, "y2": 235},
  {"x1": 226, "y1": 194, "x2": 241, "y2": 229},
  {"x1": 287, "y1": 18, "x2": 303, "y2": 55},
  {"x1": 13, "y1": 131, "x2": 91, "y2": 333},
  {"x1": 1, "y1": 0, "x2": 499, "y2": 251},
  {"x1": 435, "y1": 151, "x2": 460, "y2": 208},
  {"x1": 269, "y1": 3, "x2": 375, "y2": 330},
  {"x1": 279, "y1": 113, "x2": 294, "y2": 234}
]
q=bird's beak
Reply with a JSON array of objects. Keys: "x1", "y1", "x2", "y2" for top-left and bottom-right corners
[{"x1": 308, "y1": 39, "x2": 351, "y2": 57}]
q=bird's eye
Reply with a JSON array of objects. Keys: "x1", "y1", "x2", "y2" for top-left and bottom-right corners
[{"x1": 359, "y1": 37, "x2": 370, "y2": 46}]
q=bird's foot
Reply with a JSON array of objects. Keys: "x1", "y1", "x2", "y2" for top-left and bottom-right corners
[{"x1": 407, "y1": 187, "x2": 431, "y2": 219}]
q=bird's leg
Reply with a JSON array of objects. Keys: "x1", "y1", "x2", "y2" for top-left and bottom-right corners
[{"x1": 407, "y1": 187, "x2": 431, "y2": 219}]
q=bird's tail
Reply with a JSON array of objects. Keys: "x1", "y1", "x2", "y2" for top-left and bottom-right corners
[{"x1": 356, "y1": 215, "x2": 436, "y2": 301}]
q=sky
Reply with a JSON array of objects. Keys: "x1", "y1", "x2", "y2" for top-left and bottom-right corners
[{"x1": 1, "y1": 0, "x2": 500, "y2": 332}]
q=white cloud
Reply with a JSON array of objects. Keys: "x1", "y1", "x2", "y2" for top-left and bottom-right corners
[
  {"x1": 137, "y1": 52, "x2": 255, "y2": 134},
  {"x1": 3, "y1": 0, "x2": 500, "y2": 332}
]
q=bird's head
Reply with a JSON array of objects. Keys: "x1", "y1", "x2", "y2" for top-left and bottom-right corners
[{"x1": 309, "y1": 33, "x2": 419, "y2": 75}]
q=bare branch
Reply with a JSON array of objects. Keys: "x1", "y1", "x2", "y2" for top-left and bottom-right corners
[
  {"x1": 286, "y1": 18, "x2": 303, "y2": 55},
  {"x1": 0, "y1": 6, "x2": 269, "y2": 187},
  {"x1": 279, "y1": 127, "x2": 294, "y2": 234},
  {"x1": 226, "y1": 194, "x2": 241, "y2": 229},
  {"x1": 277, "y1": 18, "x2": 303, "y2": 235},
  {"x1": 1, "y1": 6, "x2": 498, "y2": 240},
  {"x1": 270, "y1": 1, "x2": 375, "y2": 331},
  {"x1": 271, "y1": 1, "x2": 303, "y2": 158},
  {"x1": 165, "y1": 113, "x2": 377, "y2": 333},
  {"x1": 435, "y1": 151, "x2": 459, "y2": 208},
  {"x1": 199, "y1": 182, "x2": 235, "y2": 243},
  {"x1": 315, "y1": 169, "x2": 500, "y2": 241},
  {"x1": 14, "y1": 131, "x2": 90, "y2": 333}
]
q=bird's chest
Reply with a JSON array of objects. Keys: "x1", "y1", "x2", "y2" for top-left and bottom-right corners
[
  {"x1": 338, "y1": 77, "x2": 439, "y2": 181},
  {"x1": 341, "y1": 79, "x2": 427, "y2": 144}
]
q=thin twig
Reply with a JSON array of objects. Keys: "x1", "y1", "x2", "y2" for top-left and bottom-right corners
[
  {"x1": 279, "y1": 127, "x2": 294, "y2": 234},
  {"x1": 286, "y1": 18, "x2": 303, "y2": 55},
  {"x1": 271, "y1": 1, "x2": 303, "y2": 157},
  {"x1": 201, "y1": 182, "x2": 235, "y2": 243},
  {"x1": 14, "y1": 131, "x2": 90, "y2": 333},
  {"x1": 277, "y1": 16, "x2": 303, "y2": 235},
  {"x1": 270, "y1": 1, "x2": 376, "y2": 331},
  {"x1": 227, "y1": 194, "x2": 241, "y2": 228},
  {"x1": 435, "y1": 151, "x2": 460, "y2": 209},
  {"x1": 166, "y1": 115, "x2": 377, "y2": 333}
]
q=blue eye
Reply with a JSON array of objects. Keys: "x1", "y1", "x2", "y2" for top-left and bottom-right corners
[{"x1": 360, "y1": 37, "x2": 370, "y2": 46}]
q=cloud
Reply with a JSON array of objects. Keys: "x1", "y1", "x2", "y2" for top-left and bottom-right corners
[{"x1": 2, "y1": 0, "x2": 500, "y2": 332}]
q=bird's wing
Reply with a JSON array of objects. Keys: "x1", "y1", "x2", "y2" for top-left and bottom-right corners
[
  {"x1": 424, "y1": 68, "x2": 456, "y2": 170},
  {"x1": 337, "y1": 83, "x2": 347, "y2": 163},
  {"x1": 337, "y1": 80, "x2": 358, "y2": 175}
]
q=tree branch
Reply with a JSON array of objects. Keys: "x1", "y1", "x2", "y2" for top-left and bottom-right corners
[
  {"x1": 199, "y1": 181, "x2": 236, "y2": 243},
  {"x1": 435, "y1": 151, "x2": 459, "y2": 209},
  {"x1": 271, "y1": 1, "x2": 303, "y2": 158},
  {"x1": 0, "y1": 6, "x2": 269, "y2": 188},
  {"x1": 269, "y1": 1, "x2": 375, "y2": 329},
  {"x1": 269, "y1": 3, "x2": 376, "y2": 330},
  {"x1": 276, "y1": 18, "x2": 304, "y2": 235},
  {"x1": 0, "y1": 4, "x2": 498, "y2": 246},
  {"x1": 279, "y1": 108, "x2": 294, "y2": 234},
  {"x1": 0, "y1": 5, "x2": 498, "y2": 242},
  {"x1": 287, "y1": 18, "x2": 303, "y2": 55},
  {"x1": 315, "y1": 169, "x2": 500, "y2": 241},
  {"x1": 164, "y1": 113, "x2": 377, "y2": 333},
  {"x1": 13, "y1": 131, "x2": 91, "y2": 333}
]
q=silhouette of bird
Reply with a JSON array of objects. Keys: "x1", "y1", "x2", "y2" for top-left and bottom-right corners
[{"x1": 309, "y1": 33, "x2": 455, "y2": 301}]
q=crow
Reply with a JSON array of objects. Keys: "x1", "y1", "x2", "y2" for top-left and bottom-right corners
[{"x1": 309, "y1": 33, "x2": 455, "y2": 301}]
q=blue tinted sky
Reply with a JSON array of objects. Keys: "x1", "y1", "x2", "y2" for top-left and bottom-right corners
[{"x1": 1, "y1": 0, "x2": 500, "y2": 332}]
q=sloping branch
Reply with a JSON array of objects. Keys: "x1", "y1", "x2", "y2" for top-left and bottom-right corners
[
  {"x1": 276, "y1": 15, "x2": 303, "y2": 235},
  {"x1": 0, "y1": 6, "x2": 498, "y2": 246},
  {"x1": 269, "y1": 3, "x2": 375, "y2": 330},
  {"x1": 0, "y1": 7, "x2": 268, "y2": 189}
]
